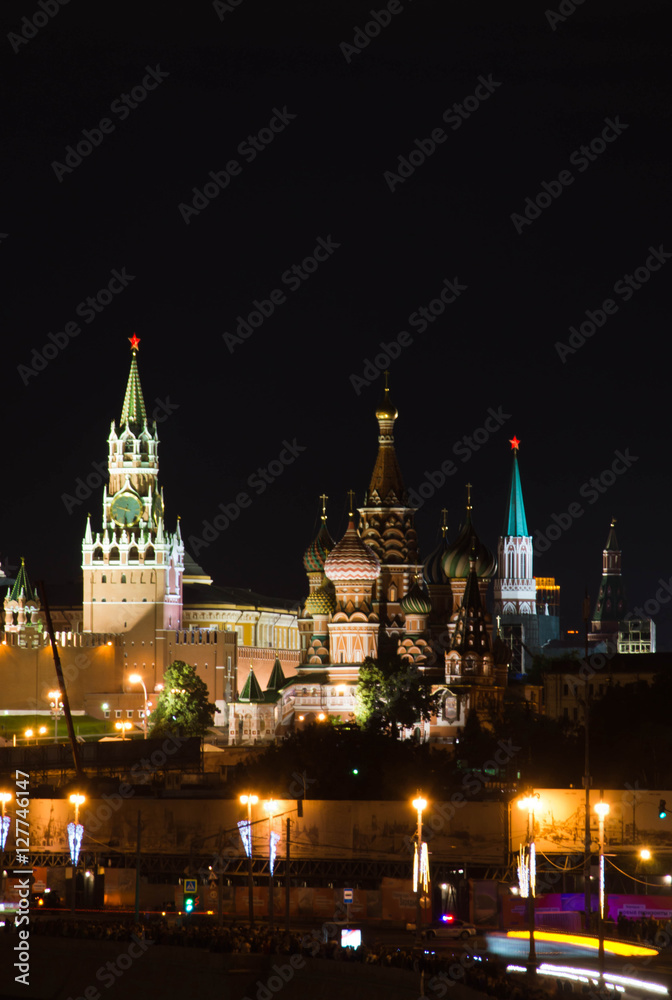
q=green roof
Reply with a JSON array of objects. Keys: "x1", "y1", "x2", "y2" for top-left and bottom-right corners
[
  {"x1": 121, "y1": 351, "x2": 147, "y2": 426},
  {"x1": 504, "y1": 452, "x2": 528, "y2": 537},
  {"x1": 266, "y1": 657, "x2": 286, "y2": 691},
  {"x1": 238, "y1": 667, "x2": 264, "y2": 703},
  {"x1": 10, "y1": 558, "x2": 36, "y2": 603}
]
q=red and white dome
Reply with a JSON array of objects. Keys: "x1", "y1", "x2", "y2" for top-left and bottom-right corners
[{"x1": 324, "y1": 519, "x2": 381, "y2": 582}]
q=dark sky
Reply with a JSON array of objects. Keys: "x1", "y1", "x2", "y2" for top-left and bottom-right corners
[{"x1": 2, "y1": 1, "x2": 670, "y2": 644}]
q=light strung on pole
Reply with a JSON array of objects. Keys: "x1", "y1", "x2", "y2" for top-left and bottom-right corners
[
  {"x1": 67, "y1": 822, "x2": 84, "y2": 865},
  {"x1": 269, "y1": 831, "x2": 280, "y2": 875},
  {"x1": 238, "y1": 820, "x2": 252, "y2": 858},
  {"x1": 413, "y1": 841, "x2": 429, "y2": 894}
]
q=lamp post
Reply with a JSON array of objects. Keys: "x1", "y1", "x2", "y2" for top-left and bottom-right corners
[
  {"x1": 518, "y1": 793, "x2": 540, "y2": 975},
  {"x1": 128, "y1": 674, "x2": 148, "y2": 738},
  {"x1": 48, "y1": 690, "x2": 64, "y2": 743},
  {"x1": 68, "y1": 793, "x2": 86, "y2": 915},
  {"x1": 265, "y1": 799, "x2": 279, "y2": 930},
  {"x1": 0, "y1": 792, "x2": 11, "y2": 901},
  {"x1": 240, "y1": 793, "x2": 258, "y2": 926},
  {"x1": 412, "y1": 794, "x2": 428, "y2": 942},
  {"x1": 115, "y1": 721, "x2": 132, "y2": 740},
  {"x1": 594, "y1": 800, "x2": 610, "y2": 979}
]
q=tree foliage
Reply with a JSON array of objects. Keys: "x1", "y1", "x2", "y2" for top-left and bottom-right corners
[
  {"x1": 149, "y1": 660, "x2": 215, "y2": 738},
  {"x1": 355, "y1": 656, "x2": 437, "y2": 737}
]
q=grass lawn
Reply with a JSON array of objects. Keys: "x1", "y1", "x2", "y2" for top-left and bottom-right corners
[{"x1": 0, "y1": 714, "x2": 142, "y2": 743}]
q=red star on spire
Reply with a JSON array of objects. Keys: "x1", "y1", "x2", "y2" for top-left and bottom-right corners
[
  {"x1": 129, "y1": 334, "x2": 141, "y2": 351},
  {"x1": 509, "y1": 436, "x2": 521, "y2": 451}
]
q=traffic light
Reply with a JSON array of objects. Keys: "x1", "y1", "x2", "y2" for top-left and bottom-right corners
[
  {"x1": 659, "y1": 800, "x2": 667, "y2": 819},
  {"x1": 183, "y1": 879, "x2": 197, "y2": 913}
]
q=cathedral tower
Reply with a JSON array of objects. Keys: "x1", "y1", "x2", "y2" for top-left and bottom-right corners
[
  {"x1": 357, "y1": 377, "x2": 419, "y2": 640},
  {"x1": 82, "y1": 337, "x2": 184, "y2": 666}
]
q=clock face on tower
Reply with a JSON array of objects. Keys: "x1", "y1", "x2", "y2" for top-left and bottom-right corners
[{"x1": 110, "y1": 492, "x2": 143, "y2": 527}]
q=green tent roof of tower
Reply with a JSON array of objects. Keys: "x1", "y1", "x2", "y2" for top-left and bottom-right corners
[
  {"x1": 266, "y1": 656, "x2": 286, "y2": 691},
  {"x1": 239, "y1": 666, "x2": 265, "y2": 703},
  {"x1": 10, "y1": 558, "x2": 36, "y2": 603},
  {"x1": 121, "y1": 345, "x2": 147, "y2": 426},
  {"x1": 504, "y1": 450, "x2": 529, "y2": 537}
]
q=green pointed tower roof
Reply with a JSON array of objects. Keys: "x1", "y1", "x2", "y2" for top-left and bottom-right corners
[
  {"x1": 239, "y1": 665, "x2": 265, "y2": 703},
  {"x1": 266, "y1": 656, "x2": 286, "y2": 692},
  {"x1": 120, "y1": 334, "x2": 147, "y2": 427},
  {"x1": 10, "y1": 557, "x2": 36, "y2": 602},
  {"x1": 503, "y1": 437, "x2": 528, "y2": 537}
]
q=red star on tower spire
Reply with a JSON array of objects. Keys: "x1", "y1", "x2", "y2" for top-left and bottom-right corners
[
  {"x1": 509, "y1": 436, "x2": 521, "y2": 451},
  {"x1": 129, "y1": 334, "x2": 141, "y2": 351}
]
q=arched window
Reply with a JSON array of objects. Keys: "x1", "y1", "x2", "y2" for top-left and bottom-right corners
[
  {"x1": 101, "y1": 575, "x2": 107, "y2": 583},
  {"x1": 145, "y1": 545, "x2": 155, "y2": 561},
  {"x1": 121, "y1": 574, "x2": 126, "y2": 584},
  {"x1": 93, "y1": 547, "x2": 103, "y2": 561},
  {"x1": 109, "y1": 547, "x2": 120, "y2": 561},
  {"x1": 129, "y1": 547, "x2": 139, "y2": 562}
]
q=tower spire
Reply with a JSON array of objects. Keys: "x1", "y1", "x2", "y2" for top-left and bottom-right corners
[
  {"x1": 504, "y1": 437, "x2": 528, "y2": 536},
  {"x1": 120, "y1": 334, "x2": 147, "y2": 427}
]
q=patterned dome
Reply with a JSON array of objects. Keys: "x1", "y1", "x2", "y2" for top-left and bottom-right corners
[
  {"x1": 303, "y1": 521, "x2": 334, "y2": 573},
  {"x1": 304, "y1": 579, "x2": 336, "y2": 616},
  {"x1": 324, "y1": 519, "x2": 381, "y2": 582},
  {"x1": 442, "y1": 513, "x2": 497, "y2": 579},
  {"x1": 423, "y1": 535, "x2": 450, "y2": 586},
  {"x1": 401, "y1": 579, "x2": 432, "y2": 616}
]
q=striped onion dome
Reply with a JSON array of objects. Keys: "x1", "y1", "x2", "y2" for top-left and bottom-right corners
[
  {"x1": 324, "y1": 519, "x2": 380, "y2": 583},
  {"x1": 423, "y1": 536, "x2": 450, "y2": 586},
  {"x1": 401, "y1": 579, "x2": 432, "y2": 616},
  {"x1": 304, "y1": 580, "x2": 336, "y2": 615},
  {"x1": 303, "y1": 521, "x2": 334, "y2": 573},
  {"x1": 442, "y1": 513, "x2": 497, "y2": 580}
]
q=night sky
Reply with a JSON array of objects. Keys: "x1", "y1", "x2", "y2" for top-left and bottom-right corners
[{"x1": 2, "y1": 1, "x2": 669, "y2": 644}]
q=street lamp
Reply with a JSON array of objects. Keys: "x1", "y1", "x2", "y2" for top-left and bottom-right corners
[
  {"x1": 240, "y1": 793, "x2": 258, "y2": 925},
  {"x1": 0, "y1": 792, "x2": 11, "y2": 901},
  {"x1": 48, "y1": 690, "x2": 64, "y2": 743},
  {"x1": 264, "y1": 799, "x2": 280, "y2": 930},
  {"x1": 115, "y1": 721, "x2": 132, "y2": 740},
  {"x1": 412, "y1": 794, "x2": 428, "y2": 941},
  {"x1": 68, "y1": 793, "x2": 86, "y2": 914},
  {"x1": 518, "y1": 793, "x2": 540, "y2": 975},
  {"x1": 594, "y1": 800, "x2": 610, "y2": 978},
  {"x1": 128, "y1": 674, "x2": 148, "y2": 739}
]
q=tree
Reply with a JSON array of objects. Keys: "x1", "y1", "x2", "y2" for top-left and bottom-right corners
[
  {"x1": 149, "y1": 660, "x2": 215, "y2": 738},
  {"x1": 355, "y1": 657, "x2": 437, "y2": 738}
]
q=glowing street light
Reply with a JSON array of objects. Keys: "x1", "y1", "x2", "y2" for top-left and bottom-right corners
[
  {"x1": 412, "y1": 794, "x2": 429, "y2": 940},
  {"x1": 640, "y1": 848, "x2": 652, "y2": 861},
  {"x1": 240, "y1": 793, "x2": 258, "y2": 925},
  {"x1": 518, "y1": 792, "x2": 540, "y2": 974},
  {"x1": 48, "y1": 690, "x2": 64, "y2": 743},
  {"x1": 115, "y1": 721, "x2": 132, "y2": 740},
  {"x1": 594, "y1": 800, "x2": 610, "y2": 978}
]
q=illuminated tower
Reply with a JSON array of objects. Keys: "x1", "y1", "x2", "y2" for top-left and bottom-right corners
[
  {"x1": 3, "y1": 558, "x2": 41, "y2": 639},
  {"x1": 299, "y1": 495, "x2": 335, "y2": 664},
  {"x1": 357, "y1": 376, "x2": 419, "y2": 641},
  {"x1": 494, "y1": 438, "x2": 536, "y2": 617},
  {"x1": 82, "y1": 337, "x2": 184, "y2": 666},
  {"x1": 324, "y1": 494, "x2": 381, "y2": 664},
  {"x1": 589, "y1": 518, "x2": 626, "y2": 646}
]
